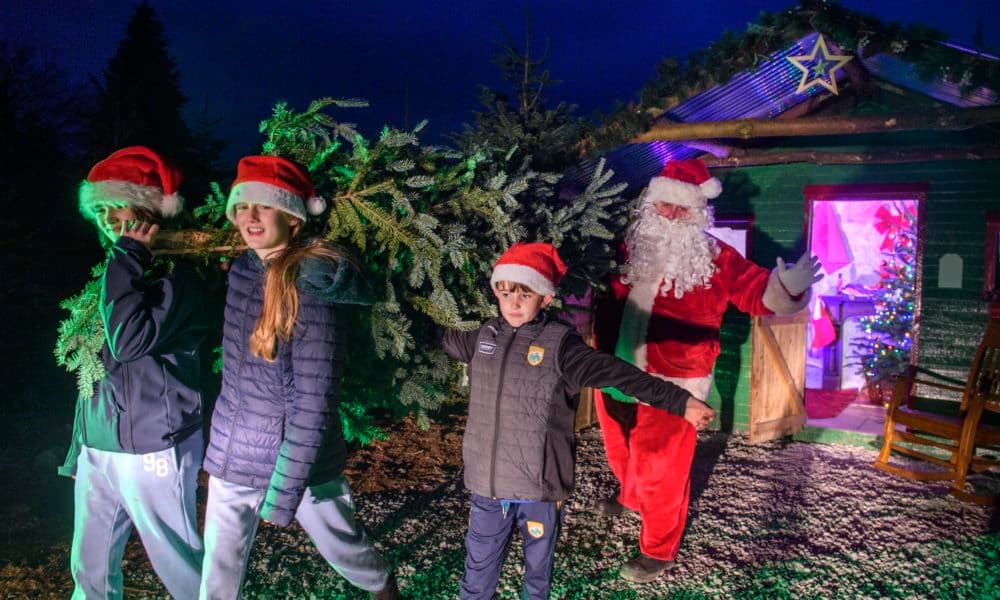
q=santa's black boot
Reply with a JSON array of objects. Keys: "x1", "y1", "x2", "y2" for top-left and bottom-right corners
[
  {"x1": 620, "y1": 554, "x2": 676, "y2": 583},
  {"x1": 590, "y1": 496, "x2": 637, "y2": 517}
]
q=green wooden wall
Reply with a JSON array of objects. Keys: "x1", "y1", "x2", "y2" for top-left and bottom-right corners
[{"x1": 705, "y1": 158, "x2": 1000, "y2": 431}]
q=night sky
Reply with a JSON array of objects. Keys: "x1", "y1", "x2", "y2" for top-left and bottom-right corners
[{"x1": 4, "y1": 0, "x2": 997, "y2": 161}]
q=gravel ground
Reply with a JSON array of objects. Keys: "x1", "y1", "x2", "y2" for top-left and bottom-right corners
[
  {"x1": 7, "y1": 429, "x2": 999, "y2": 599},
  {"x1": 238, "y1": 429, "x2": 1000, "y2": 599}
]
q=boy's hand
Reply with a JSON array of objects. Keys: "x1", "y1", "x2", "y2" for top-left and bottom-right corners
[
  {"x1": 120, "y1": 221, "x2": 159, "y2": 249},
  {"x1": 683, "y1": 397, "x2": 715, "y2": 430}
]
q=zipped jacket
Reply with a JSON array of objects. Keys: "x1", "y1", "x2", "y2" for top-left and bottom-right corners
[
  {"x1": 443, "y1": 313, "x2": 690, "y2": 502},
  {"x1": 59, "y1": 237, "x2": 210, "y2": 476},
  {"x1": 203, "y1": 246, "x2": 372, "y2": 527}
]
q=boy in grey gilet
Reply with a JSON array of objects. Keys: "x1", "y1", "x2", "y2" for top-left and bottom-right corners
[{"x1": 443, "y1": 242, "x2": 716, "y2": 599}]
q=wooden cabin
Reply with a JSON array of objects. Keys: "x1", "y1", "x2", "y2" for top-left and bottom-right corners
[{"x1": 567, "y1": 29, "x2": 1000, "y2": 444}]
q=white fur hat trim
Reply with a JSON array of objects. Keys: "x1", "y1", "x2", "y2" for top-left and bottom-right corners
[
  {"x1": 490, "y1": 264, "x2": 557, "y2": 296},
  {"x1": 79, "y1": 179, "x2": 184, "y2": 221},
  {"x1": 227, "y1": 181, "x2": 306, "y2": 222},
  {"x1": 645, "y1": 175, "x2": 722, "y2": 209}
]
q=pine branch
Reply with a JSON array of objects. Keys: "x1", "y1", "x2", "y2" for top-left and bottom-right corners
[{"x1": 54, "y1": 265, "x2": 107, "y2": 400}]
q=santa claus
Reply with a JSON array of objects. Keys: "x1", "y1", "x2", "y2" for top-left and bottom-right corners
[{"x1": 593, "y1": 158, "x2": 821, "y2": 582}]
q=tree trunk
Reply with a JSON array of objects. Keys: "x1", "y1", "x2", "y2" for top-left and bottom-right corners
[
  {"x1": 704, "y1": 146, "x2": 1000, "y2": 168},
  {"x1": 150, "y1": 229, "x2": 244, "y2": 255},
  {"x1": 635, "y1": 106, "x2": 1000, "y2": 142}
]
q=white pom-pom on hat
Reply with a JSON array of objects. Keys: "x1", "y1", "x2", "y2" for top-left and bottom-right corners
[
  {"x1": 700, "y1": 177, "x2": 722, "y2": 200},
  {"x1": 160, "y1": 192, "x2": 183, "y2": 217},
  {"x1": 307, "y1": 195, "x2": 327, "y2": 216}
]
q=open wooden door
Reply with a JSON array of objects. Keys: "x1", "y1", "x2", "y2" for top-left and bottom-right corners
[
  {"x1": 564, "y1": 290, "x2": 598, "y2": 431},
  {"x1": 749, "y1": 312, "x2": 808, "y2": 442}
]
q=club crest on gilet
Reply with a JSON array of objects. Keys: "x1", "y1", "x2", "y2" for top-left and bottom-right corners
[{"x1": 527, "y1": 345, "x2": 544, "y2": 366}]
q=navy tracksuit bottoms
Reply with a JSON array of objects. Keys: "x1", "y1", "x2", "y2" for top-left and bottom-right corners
[{"x1": 459, "y1": 494, "x2": 563, "y2": 599}]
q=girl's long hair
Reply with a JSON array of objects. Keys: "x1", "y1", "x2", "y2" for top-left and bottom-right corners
[{"x1": 250, "y1": 236, "x2": 351, "y2": 362}]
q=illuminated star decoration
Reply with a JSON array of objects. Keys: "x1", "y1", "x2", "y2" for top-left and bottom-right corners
[{"x1": 787, "y1": 34, "x2": 853, "y2": 95}]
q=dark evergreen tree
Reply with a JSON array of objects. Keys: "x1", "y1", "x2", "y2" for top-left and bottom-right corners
[
  {"x1": 2, "y1": 42, "x2": 96, "y2": 417},
  {"x1": 456, "y1": 26, "x2": 630, "y2": 300},
  {"x1": 0, "y1": 42, "x2": 81, "y2": 219},
  {"x1": 86, "y1": 2, "x2": 224, "y2": 201},
  {"x1": 89, "y1": 3, "x2": 189, "y2": 156},
  {"x1": 458, "y1": 24, "x2": 583, "y2": 174},
  {"x1": 185, "y1": 98, "x2": 228, "y2": 206}
]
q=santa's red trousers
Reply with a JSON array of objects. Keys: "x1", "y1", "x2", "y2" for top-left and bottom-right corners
[{"x1": 595, "y1": 390, "x2": 697, "y2": 561}]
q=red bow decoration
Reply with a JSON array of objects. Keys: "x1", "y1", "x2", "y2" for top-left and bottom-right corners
[{"x1": 873, "y1": 205, "x2": 904, "y2": 251}]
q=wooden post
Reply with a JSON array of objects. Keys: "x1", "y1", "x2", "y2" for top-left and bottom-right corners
[
  {"x1": 634, "y1": 106, "x2": 1000, "y2": 143},
  {"x1": 704, "y1": 146, "x2": 1000, "y2": 168},
  {"x1": 562, "y1": 290, "x2": 599, "y2": 431},
  {"x1": 150, "y1": 229, "x2": 245, "y2": 256}
]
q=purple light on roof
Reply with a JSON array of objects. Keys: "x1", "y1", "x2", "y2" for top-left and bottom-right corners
[
  {"x1": 938, "y1": 41, "x2": 999, "y2": 61},
  {"x1": 559, "y1": 33, "x2": 860, "y2": 197},
  {"x1": 666, "y1": 32, "x2": 848, "y2": 124},
  {"x1": 647, "y1": 141, "x2": 672, "y2": 163},
  {"x1": 645, "y1": 140, "x2": 697, "y2": 163},
  {"x1": 860, "y1": 53, "x2": 997, "y2": 107}
]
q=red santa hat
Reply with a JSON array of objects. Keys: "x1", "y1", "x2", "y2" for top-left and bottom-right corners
[
  {"x1": 79, "y1": 146, "x2": 183, "y2": 223},
  {"x1": 490, "y1": 242, "x2": 567, "y2": 296},
  {"x1": 226, "y1": 155, "x2": 327, "y2": 222},
  {"x1": 645, "y1": 158, "x2": 722, "y2": 209}
]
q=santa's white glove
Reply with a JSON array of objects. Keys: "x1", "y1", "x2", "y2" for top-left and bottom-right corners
[{"x1": 776, "y1": 253, "x2": 823, "y2": 297}]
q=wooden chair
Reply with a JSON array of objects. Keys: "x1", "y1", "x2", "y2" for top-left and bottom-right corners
[
  {"x1": 873, "y1": 318, "x2": 1000, "y2": 502},
  {"x1": 951, "y1": 321, "x2": 1000, "y2": 503}
]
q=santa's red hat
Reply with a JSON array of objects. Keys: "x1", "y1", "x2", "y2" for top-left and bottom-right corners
[
  {"x1": 490, "y1": 242, "x2": 567, "y2": 296},
  {"x1": 645, "y1": 158, "x2": 722, "y2": 209},
  {"x1": 226, "y1": 155, "x2": 327, "y2": 222},
  {"x1": 79, "y1": 146, "x2": 183, "y2": 223}
]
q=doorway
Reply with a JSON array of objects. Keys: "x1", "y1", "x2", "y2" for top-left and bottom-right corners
[{"x1": 802, "y1": 184, "x2": 926, "y2": 434}]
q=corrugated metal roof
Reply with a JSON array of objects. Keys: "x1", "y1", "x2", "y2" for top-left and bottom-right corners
[
  {"x1": 859, "y1": 53, "x2": 998, "y2": 108},
  {"x1": 559, "y1": 31, "x2": 998, "y2": 200},
  {"x1": 560, "y1": 32, "x2": 835, "y2": 198}
]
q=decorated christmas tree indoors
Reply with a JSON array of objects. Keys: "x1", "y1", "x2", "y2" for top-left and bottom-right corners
[{"x1": 857, "y1": 202, "x2": 918, "y2": 398}]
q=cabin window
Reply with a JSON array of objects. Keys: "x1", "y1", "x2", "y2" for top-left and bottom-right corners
[{"x1": 709, "y1": 213, "x2": 754, "y2": 259}]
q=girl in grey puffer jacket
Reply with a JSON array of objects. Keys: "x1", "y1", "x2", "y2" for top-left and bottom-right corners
[{"x1": 200, "y1": 155, "x2": 398, "y2": 600}]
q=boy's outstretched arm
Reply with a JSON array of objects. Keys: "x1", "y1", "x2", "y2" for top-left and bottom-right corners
[
  {"x1": 441, "y1": 327, "x2": 480, "y2": 363},
  {"x1": 560, "y1": 333, "x2": 716, "y2": 430}
]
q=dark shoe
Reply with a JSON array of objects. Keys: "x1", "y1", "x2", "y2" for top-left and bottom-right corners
[
  {"x1": 591, "y1": 497, "x2": 637, "y2": 517},
  {"x1": 370, "y1": 573, "x2": 401, "y2": 600},
  {"x1": 620, "y1": 554, "x2": 675, "y2": 583}
]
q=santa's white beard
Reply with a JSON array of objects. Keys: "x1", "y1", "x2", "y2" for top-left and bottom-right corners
[{"x1": 623, "y1": 203, "x2": 719, "y2": 298}]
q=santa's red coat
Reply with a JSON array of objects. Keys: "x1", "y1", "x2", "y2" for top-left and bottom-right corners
[{"x1": 595, "y1": 241, "x2": 774, "y2": 378}]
